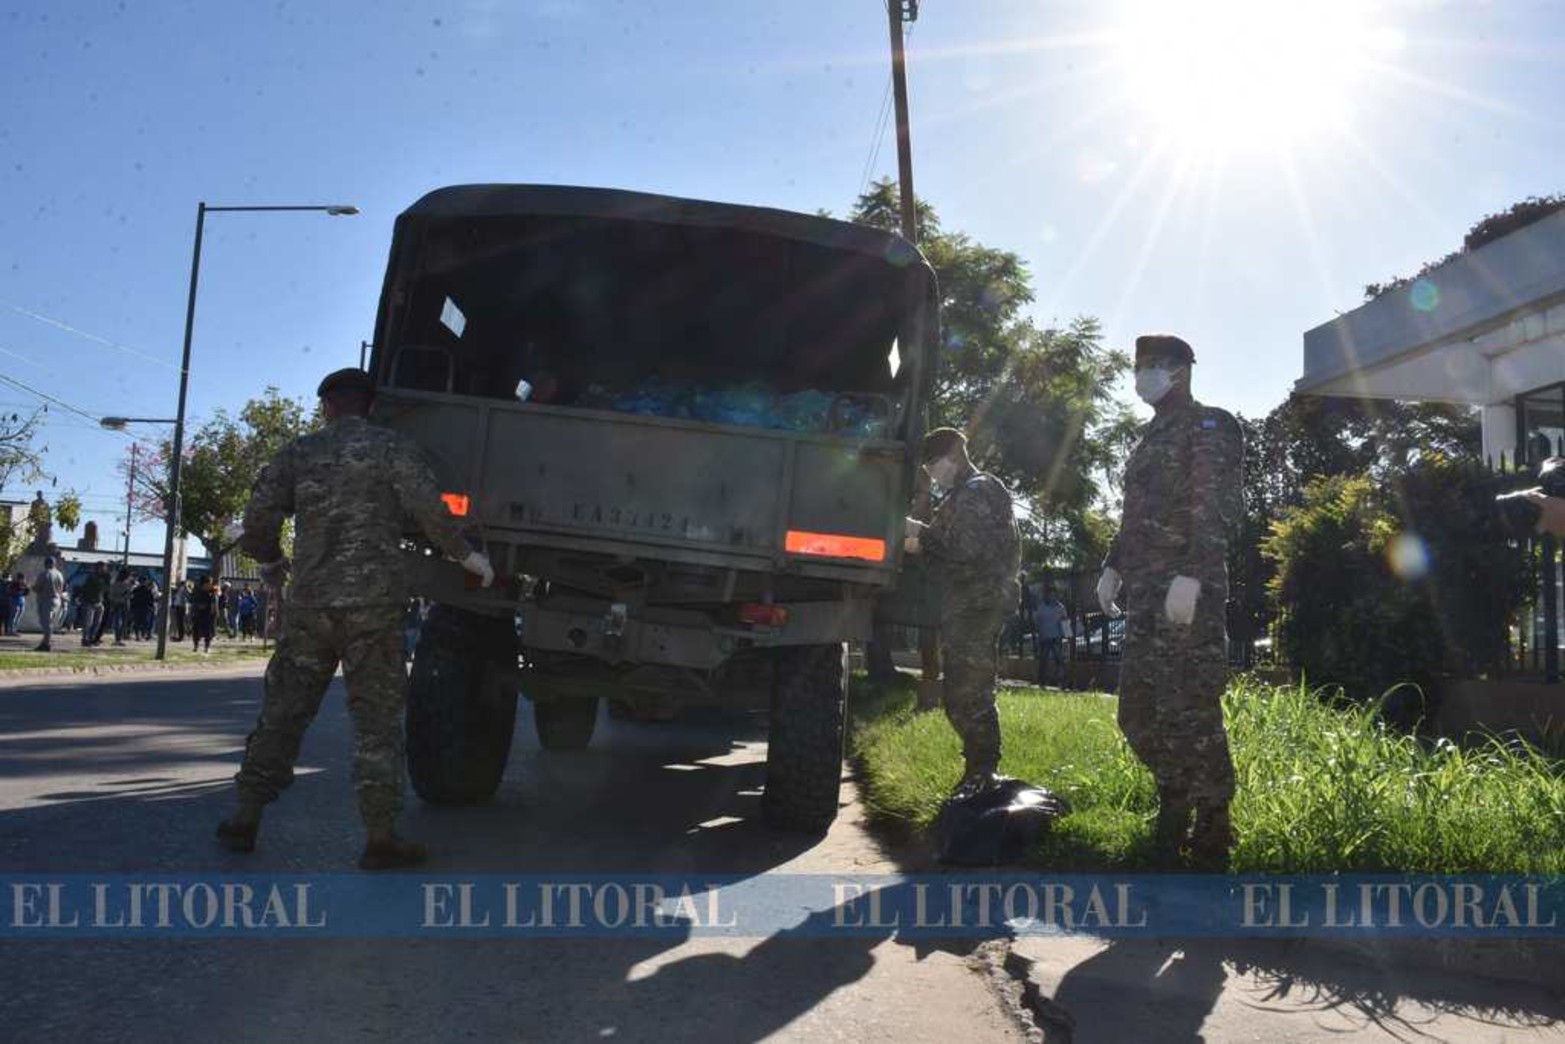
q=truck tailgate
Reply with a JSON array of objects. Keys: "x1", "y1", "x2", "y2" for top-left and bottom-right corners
[{"x1": 381, "y1": 392, "x2": 906, "y2": 584}]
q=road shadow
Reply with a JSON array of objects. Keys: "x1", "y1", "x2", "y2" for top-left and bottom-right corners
[
  {"x1": 0, "y1": 673, "x2": 943, "y2": 1042},
  {"x1": 1021, "y1": 935, "x2": 1564, "y2": 1043}
]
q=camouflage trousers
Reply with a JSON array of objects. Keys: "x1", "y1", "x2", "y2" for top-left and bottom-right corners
[
  {"x1": 940, "y1": 604, "x2": 1005, "y2": 776},
  {"x1": 1117, "y1": 579, "x2": 1235, "y2": 812},
  {"x1": 234, "y1": 604, "x2": 407, "y2": 832}
]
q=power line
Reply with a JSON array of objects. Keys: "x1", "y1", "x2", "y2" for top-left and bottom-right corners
[
  {"x1": 0, "y1": 371, "x2": 114, "y2": 426},
  {"x1": 858, "y1": 7, "x2": 916, "y2": 202},
  {"x1": 1, "y1": 301, "x2": 179, "y2": 371},
  {"x1": 858, "y1": 74, "x2": 895, "y2": 200}
]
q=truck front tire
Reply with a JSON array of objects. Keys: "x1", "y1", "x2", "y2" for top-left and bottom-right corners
[
  {"x1": 762, "y1": 642, "x2": 848, "y2": 833},
  {"x1": 405, "y1": 606, "x2": 519, "y2": 805}
]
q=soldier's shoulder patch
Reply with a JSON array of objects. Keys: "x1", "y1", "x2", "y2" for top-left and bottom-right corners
[{"x1": 1197, "y1": 406, "x2": 1240, "y2": 438}]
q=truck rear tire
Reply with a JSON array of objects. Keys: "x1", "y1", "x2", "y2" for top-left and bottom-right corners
[
  {"x1": 762, "y1": 642, "x2": 847, "y2": 833},
  {"x1": 406, "y1": 606, "x2": 519, "y2": 805},
  {"x1": 533, "y1": 697, "x2": 600, "y2": 750}
]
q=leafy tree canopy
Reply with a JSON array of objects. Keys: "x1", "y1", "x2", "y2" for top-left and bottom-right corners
[
  {"x1": 126, "y1": 388, "x2": 319, "y2": 559},
  {"x1": 847, "y1": 180, "x2": 1138, "y2": 572}
]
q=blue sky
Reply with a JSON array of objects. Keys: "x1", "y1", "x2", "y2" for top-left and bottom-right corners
[{"x1": 2, "y1": 0, "x2": 1561, "y2": 554}]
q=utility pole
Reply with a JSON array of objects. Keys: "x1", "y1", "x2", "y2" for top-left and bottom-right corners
[
  {"x1": 123, "y1": 442, "x2": 137, "y2": 566},
  {"x1": 886, "y1": 0, "x2": 920, "y2": 243}
]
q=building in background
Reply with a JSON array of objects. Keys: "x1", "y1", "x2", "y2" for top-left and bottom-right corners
[{"x1": 1297, "y1": 207, "x2": 1565, "y2": 466}]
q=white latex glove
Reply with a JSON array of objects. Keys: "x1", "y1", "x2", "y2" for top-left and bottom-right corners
[
  {"x1": 461, "y1": 551, "x2": 495, "y2": 588},
  {"x1": 1096, "y1": 567, "x2": 1122, "y2": 616},
  {"x1": 1165, "y1": 574, "x2": 1201, "y2": 626},
  {"x1": 904, "y1": 534, "x2": 921, "y2": 554}
]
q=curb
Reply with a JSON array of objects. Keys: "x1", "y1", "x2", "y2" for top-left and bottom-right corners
[{"x1": 0, "y1": 657, "x2": 270, "y2": 683}]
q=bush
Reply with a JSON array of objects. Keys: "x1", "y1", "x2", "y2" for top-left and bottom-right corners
[{"x1": 1263, "y1": 456, "x2": 1526, "y2": 703}]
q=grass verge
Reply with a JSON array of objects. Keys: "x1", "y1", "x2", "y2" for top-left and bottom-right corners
[
  {"x1": 851, "y1": 673, "x2": 1565, "y2": 873},
  {"x1": 0, "y1": 644, "x2": 272, "y2": 672}
]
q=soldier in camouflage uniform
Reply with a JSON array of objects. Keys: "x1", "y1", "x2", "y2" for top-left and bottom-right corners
[
  {"x1": 1098, "y1": 334, "x2": 1243, "y2": 868},
  {"x1": 217, "y1": 368, "x2": 495, "y2": 870},
  {"x1": 905, "y1": 428, "x2": 1021, "y2": 790}
]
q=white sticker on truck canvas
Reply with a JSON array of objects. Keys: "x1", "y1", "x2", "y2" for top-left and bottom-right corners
[{"x1": 440, "y1": 297, "x2": 466, "y2": 338}]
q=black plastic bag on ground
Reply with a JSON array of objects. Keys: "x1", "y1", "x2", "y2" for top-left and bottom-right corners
[{"x1": 933, "y1": 776, "x2": 1072, "y2": 866}]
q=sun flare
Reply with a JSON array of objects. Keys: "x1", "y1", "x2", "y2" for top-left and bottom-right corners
[{"x1": 1112, "y1": 0, "x2": 1394, "y2": 153}]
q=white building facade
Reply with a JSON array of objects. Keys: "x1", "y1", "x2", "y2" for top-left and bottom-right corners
[{"x1": 1297, "y1": 208, "x2": 1565, "y2": 466}]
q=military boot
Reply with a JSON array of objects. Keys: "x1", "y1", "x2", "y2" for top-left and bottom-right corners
[
  {"x1": 215, "y1": 804, "x2": 263, "y2": 853},
  {"x1": 1151, "y1": 793, "x2": 1191, "y2": 867},
  {"x1": 1184, "y1": 806, "x2": 1234, "y2": 872},
  {"x1": 359, "y1": 834, "x2": 429, "y2": 871}
]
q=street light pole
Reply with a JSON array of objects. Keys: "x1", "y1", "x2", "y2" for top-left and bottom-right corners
[
  {"x1": 123, "y1": 442, "x2": 138, "y2": 567},
  {"x1": 154, "y1": 201, "x2": 206, "y2": 661},
  {"x1": 153, "y1": 201, "x2": 358, "y2": 660}
]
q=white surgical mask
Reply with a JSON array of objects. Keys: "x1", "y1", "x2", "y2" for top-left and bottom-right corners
[
  {"x1": 1135, "y1": 366, "x2": 1175, "y2": 404},
  {"x1": 927, "y1": 459, "x2": 959, "y2": 492}
]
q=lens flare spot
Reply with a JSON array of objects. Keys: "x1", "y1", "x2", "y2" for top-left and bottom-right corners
[
  {"x1": 1410, "y1": 278, "x2": 1440, "y2": 313},
  {"x1": 1387, "y1": 532, "x2": 1429, "y2": 581},
  {"x1": 884, "y1": 240, "x2": 918, "y2": 268},
  {"x1": 1074, "y1": 150, "x2": 1119, "y2": 184}
]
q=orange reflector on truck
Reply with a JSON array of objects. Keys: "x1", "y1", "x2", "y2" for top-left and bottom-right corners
[
  {"x1": 441, "y1": 493, "x2": 470, "y2": 517},
  {"x1": 784, "y1": 530, "x2": 887, "y2": 562}
]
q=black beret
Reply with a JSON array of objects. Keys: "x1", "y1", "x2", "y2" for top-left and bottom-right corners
[
  {"x1": 1134, "y1": 334, "x2": 1195, "y2": 366},
  {"x1": 316, "y1": 368, "x2": 376, "y2": 398},
  {"x1": 921, "y1": 427, "x2": 967, "y2": 462}
]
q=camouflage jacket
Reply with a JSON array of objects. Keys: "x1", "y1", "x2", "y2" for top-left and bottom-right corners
[
  {"x1": 920, "y1": 470, "x2": 1021, "y2": 616},
  {"x1": 1105, "y1": 397, "x2": 1243, "y2": 591},
  {"x1": 240, "y1": 416, "x2": 472, "y2": 608}
]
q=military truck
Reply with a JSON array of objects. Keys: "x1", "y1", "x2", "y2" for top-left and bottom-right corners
[{"x1": 367, "y1": 185, "x2": 936, "y2": 831}]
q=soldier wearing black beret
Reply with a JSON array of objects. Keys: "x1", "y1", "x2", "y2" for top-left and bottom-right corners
[
  {"x1": 218, "y1": 366, "x2": 496, "y2": 869},
  {"x1": 1098, "y1": 333, "x2": 1243, "y2": 868}
]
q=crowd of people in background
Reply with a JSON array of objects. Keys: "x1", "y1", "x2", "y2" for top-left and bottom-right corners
[{"x1": 0, "y1": 559, "x2": 278, "y2": 653}]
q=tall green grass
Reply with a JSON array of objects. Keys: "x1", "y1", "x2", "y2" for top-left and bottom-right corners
[{"x1": 850, "y1": 675, "x2": 1565, "y2": 873}]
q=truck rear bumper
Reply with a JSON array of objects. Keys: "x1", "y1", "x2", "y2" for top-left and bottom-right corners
[{"x1": 522, "y1": 596, "x2": 871, "y2": 671}]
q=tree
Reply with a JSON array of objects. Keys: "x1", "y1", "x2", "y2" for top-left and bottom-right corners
[
  {"x1": 1263, "y1": 456, "x2": 1524, "y2": 704},
  {"x1": 848, "y1": 180, "x2": 1138, "y2": 574},
  {"x1": 0, "y1": 408, "x2": 46, "y2": 572},
  {"x1": 53, "y1": 492, "x2": 82, "y2": 533},
  {"x1": 0, "y1": 408, "x2": 45, "y2": 492},
  {"x1": 132, "y1": 388, "x2": 319, "y2": 559},
  {"x1": 1231, "y1": 394, "x2": 1481, "y2": 649}
]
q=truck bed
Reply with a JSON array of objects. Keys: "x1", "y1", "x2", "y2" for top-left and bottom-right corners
[{"x1": 378, "y1": 389, "x2": 908, "y2": 586}]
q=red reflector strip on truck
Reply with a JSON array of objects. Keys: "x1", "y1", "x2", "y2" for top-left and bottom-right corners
[
  {"x1": 784, "y1": 530, "x2": 887, "y2": 562},
  {"x1": 441, "y1": 493, "x2": 470, "y2": 517},
  {"x1": 739, "y1": 603, "x2": 790, "y2": 627}
]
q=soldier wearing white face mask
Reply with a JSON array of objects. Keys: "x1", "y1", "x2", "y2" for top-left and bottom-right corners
[
  {"x1": 1098, "y1": 334, "x2": 1243, "y2": 869},
  {"x1": 904, "y1": 428, "x2": 1021, "y2": 793}
]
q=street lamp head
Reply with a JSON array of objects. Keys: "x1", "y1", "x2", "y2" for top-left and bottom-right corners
[
  {"x1": 100, "y1": 417, "x2": 130, "y2": 431},
  {"x1": 325, "y1": 205, "x2": 359, "y2": 216}
]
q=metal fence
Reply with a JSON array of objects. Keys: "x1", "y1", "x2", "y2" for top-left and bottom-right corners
[{"x1": 1497, "y1": 440, "x2": 1562, "y2": 683}]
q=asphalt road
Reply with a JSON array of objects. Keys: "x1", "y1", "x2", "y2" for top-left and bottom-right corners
[
  {"x1": 0, "y1": 665, "x2": 1021, "y2": 1044},
  {"x1": 4, "y1": 667, "x2": 1563, "y2": 1043}
]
